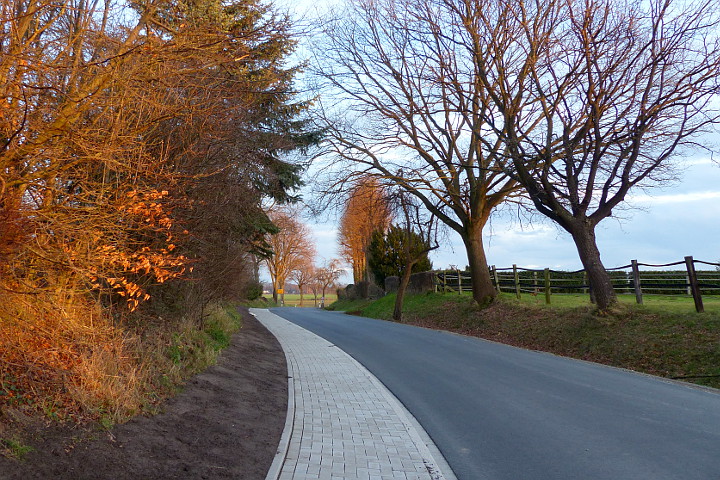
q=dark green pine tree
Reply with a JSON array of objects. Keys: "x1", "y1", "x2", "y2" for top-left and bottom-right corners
[
  {"x1": 135, "y1": 0, "x2": 322, "y2": 302},
  {"x1": 141, "y1": 0, "x2": 322, "y2": 203},
  {"x1": 368, "y1": 225, "x2": 433, "y2": 287}
]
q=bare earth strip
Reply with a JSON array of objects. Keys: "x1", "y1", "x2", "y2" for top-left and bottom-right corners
[{"x1": 0, "y1": 307, "x2": 287, "y2": 480}]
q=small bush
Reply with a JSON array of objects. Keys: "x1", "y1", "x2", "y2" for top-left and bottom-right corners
[{"x1": 244, "y1": 282, "x2": 264, "y2": 301}]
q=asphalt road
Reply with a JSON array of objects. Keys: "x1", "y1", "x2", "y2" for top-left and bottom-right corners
[{"x1": 270, "y1": 307, "x2": 720, "y2": 480}]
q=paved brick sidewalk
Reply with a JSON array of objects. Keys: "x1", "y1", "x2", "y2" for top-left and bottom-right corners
[{"x1": 251, "y1": 309, "x2": 455, "y2": 480}]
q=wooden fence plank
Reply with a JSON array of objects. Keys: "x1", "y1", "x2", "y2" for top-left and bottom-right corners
[
  {"x1": 685, "y1": 256, "x2": 704, "y2": 313},
  {"x1": 631, "y1": 260, "x2": 643, "y2": 305},
  {"x1": 544, "y1": 268, "x2": 551, "y2": 304}
]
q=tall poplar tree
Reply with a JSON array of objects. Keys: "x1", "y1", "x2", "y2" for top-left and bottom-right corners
[{"x1": 338, "y1": 177, "x2": 392, "y2": 283}]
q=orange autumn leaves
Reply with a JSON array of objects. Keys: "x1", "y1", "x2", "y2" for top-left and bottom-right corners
[
  {"x1": 80, "y1": 189, "x2": 190, "y2": 311},
  {"x1": 46, "y1": 188, "x2": 189, "y2": 311}
]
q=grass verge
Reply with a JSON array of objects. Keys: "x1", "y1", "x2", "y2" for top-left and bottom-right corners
[
  {"x1": 331, "y1": 292, "x2": 720, "y2": 389},
  {"x1": 0, "y1": 302, "x2": 243, "y2": 461}
]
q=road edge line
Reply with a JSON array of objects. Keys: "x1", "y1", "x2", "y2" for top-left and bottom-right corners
[{"x1": 252, "y1": 308, "x2": 295, "y2": 480}]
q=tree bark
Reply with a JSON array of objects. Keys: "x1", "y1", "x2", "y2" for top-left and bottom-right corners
[
  {"x1": 393, "y1": 261, "x2": 416, "y2": 322},
  {"x1": 463, "y1": 222, "x2": 497, "y2": 306},
  {"x1": 570, "y1": 223, "x2": 617, "y2": 310}
]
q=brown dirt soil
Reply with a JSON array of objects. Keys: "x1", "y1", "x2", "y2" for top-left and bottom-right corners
[{"x1": 0, "y1": 307, "x2": 287, "y2": 480}]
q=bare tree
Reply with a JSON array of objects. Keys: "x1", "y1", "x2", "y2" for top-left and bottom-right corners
[
  {"x1": 264, "y1": 209, "x2": 316, "y2": 304},
  {"x1": 309, "y1": 274, "x2": 322, "y2": 307},
  {"x1": 338, "y1": 177, "x2": 392, "y2": 283},
  {"x1": 445, "y1": 0, "x2": 720, "y2": 309},
  {"x1": 311, "y1": 0, "x2": 520, "y2": 306},
  {"x1": 315, "y1": 259, "x2": 343, "y2": 307},
  {"x1": 290, "y1": 260, "x2": 316, "y2": 307}
]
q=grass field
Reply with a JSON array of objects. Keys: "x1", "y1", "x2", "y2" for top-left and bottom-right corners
[
  {"x1": 331, "y1": 290, "x2": 720, "y2": 315},
  {"x1": 328, "y1": 291, "x2": 720, "y2": 389},
  {"x1": 495, "y1": 291, "x2": 720, "y2": 313},
  {"x1": 259, "y1": 293, "x2": 338, "y2": 308}
]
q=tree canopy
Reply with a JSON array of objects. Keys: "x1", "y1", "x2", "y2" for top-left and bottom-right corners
[
  {"x1": 312, "y1": 0, "x2": 520, "y2": 305},
  {"x1": 315, "y1": 0, "x2": 720, "y2": 310},
  {"x1": 337, "y1": 177, "x2": 392, "y2": 283},
  {"x1": 446, "y1": 0, "x2": 720, "y2": 309},
  {"x1": 368, "y1": 226, "x2": 433, "y2": 287},
  {"x1": 264, "y1": 209, "x2": 317, "y2": 303},
  {"x1": 0, "y1": 0, "x2": 319, "y2": 416}
]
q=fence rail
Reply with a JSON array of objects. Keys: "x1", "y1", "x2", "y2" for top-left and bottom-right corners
[{"x1": 433, "y1": 256, "x2": 720, "y2": 312}]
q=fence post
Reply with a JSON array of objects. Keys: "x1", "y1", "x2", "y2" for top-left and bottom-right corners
[
  {"x1": 513, "y1": 264, "x2": 520, "y2": 299},
  {"x1": 434, "y1": 273, "x2": 438, "y2": 293},
  {"x1": 631, "y1": 260, "x2": 643, "y2": 305},
  {"x1": 544, "y1": 268, "x2": 551, "y2": 304},
  {"x1": 685, "y1": 256, "x2": 704, "y2": 313},
  {"x1": 457, "y1": 269, "x2": 462, "y2": 295},
  {"x1": 533, "y1": 271, "x2": 538, "y2": 295},
  {"x1": 491, "y1": 266, "x2": 500, "y2": 293},
  {"x1": 442, "y1": 272, "x2": 447, "y2": 293}
]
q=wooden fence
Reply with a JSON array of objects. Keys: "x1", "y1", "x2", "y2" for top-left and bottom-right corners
[{"x1": 434, "y1": 256, "x2": 720, "y2": 313}]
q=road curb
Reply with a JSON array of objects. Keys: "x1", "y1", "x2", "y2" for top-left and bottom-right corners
[
  {"x1": 255, "y1": 310, "x2": 295, "y2": 480},
  {"x1": 254, "y1": 307, "x2": 458, "y2": 480}
]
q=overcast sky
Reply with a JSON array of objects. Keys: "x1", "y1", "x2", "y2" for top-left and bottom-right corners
[{"x1": 265, "y1": 0, "x2": 720, "y2": 283}]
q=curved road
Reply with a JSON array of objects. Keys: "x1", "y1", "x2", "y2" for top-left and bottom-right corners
[{"x1": 270, "y1": 307, "x2": 720, "y2": 480}]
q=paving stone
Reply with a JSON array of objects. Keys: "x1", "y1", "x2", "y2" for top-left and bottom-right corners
[{"x1": 253, "y1": 309, "x2": 452, "y2": 480}]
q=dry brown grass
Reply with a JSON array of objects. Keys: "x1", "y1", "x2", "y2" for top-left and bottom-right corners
[
  {"x1": 1, "y1": 291, "x2": 142, "y2": 421},
  {"x1": 0, "y1": 287, "x2": 241, "y2": 430}
]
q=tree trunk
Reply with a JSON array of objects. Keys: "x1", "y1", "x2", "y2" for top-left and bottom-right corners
[
  {"x1": 570, "y1": 223, "x2": 617, "y2": 310},
  {"x1": 463, "y1": 223, "x2": 497, "y2": 306},
  {"x1": 353, "y1": 251, "x2": 363, "y2": 283},
  {"x1": 393, "y1": 261, "x2": 415, "y2": 322}
]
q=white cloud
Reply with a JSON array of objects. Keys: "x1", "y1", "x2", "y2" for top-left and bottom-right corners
[
  {"x1": 630, "y1": 191, "x2": 720, "y2": 205},
  {"x1": 428, "y1": 159, "x2": 720, "y2": 271}
]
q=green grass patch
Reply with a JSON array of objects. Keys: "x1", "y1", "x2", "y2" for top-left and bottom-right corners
[
  {"x1": 280, "y1": 293, "x2": 337, "y2": 308},
  {"x1": 507, "y1": 291, "x2": 720, "y2": 313},
  {"x1": 326, "y1": 297, "x2": 377, "y2": 314},
  {"x1": 329, "y1": 292, "x2": 720, "y2": 389},
  {"x1": 241, "y1": 293, "x2": 337, "y2": 308},
  {"x1": 1, "y1": 438, "x2": 34, "y2": 460},
  {"x1": 165, "y1": 303, "x2": 242, "y2": 375}
]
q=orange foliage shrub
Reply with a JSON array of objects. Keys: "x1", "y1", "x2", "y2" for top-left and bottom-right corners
[{"x1": 83, "y1": 189, "x2": 189, "y2": 311}]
